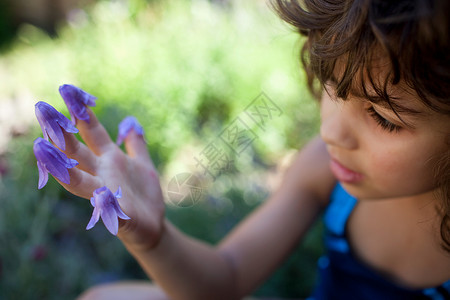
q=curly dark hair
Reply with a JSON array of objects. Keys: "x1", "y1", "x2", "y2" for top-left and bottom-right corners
[{"x1": 271, "y1": 0, "x2": 450, "y2": 251}]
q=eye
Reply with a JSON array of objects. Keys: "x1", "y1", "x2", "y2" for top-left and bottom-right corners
[{"x1": 366, "y1": 106, "x2": 401, "y2": 133}]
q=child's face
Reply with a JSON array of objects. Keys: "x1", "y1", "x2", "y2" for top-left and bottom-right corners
[{"x1": 320, "y1": 82, "x2": 449, "y2": 201}]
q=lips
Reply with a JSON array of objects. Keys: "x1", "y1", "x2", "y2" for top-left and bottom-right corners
[{"x1": 329, "y1": 158, "x2": 363, "y2": 183}]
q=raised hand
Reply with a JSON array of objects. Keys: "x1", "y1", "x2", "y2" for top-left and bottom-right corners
[{"x1": 35, "y1": 86, "x2": 165, "y2": 250}]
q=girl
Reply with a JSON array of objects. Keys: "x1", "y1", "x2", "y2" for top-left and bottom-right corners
[{"x1": 54, "y1": 0, "x2": 450, "y2": 299}]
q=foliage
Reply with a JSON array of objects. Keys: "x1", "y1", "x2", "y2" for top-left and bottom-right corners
[{"x1": 0, "y1": 0, "x2": 322, "y2": 298}]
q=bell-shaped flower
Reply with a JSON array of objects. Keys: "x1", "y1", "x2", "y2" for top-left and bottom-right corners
[
  {"x1": 116, "y1": 116, "x2": 144, "y2": 145},
  {"x1": 59, "y1": 84, "x2": 97, "y2": 124},
  {"x1": 86, "y1": 186, "x2": 131, "y2": 235},
  {"x1": 35, "y1": 101, "x2": 79, "y2": 151},
  {"x1": 33, "y1": 137, "x2": 79, "y2": 189}
]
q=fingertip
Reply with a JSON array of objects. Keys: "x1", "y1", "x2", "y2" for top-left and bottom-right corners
[
  {"x1": 124, "y1": 130, "x2": 151, "y2": 162},
  {"x1": 76, "y1": 108, "x2": 98, "y2": 127}
]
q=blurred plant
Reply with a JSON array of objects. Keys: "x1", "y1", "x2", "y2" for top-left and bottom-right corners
[{"x1": 0, "y1": 0, "x2": 322, "y2": 298}]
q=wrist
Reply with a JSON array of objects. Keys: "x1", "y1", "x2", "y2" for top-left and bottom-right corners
[{"x1": 119, "y1": 217, "x2": 168, "y2": 254}]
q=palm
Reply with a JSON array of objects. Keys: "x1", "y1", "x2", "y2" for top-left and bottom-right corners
[
  {"x1": 57, "y1": 109, "x2": 165, "y2": 248},
  {"x1": 98, "y1": 148, "x2": 165, "y2": 247}
]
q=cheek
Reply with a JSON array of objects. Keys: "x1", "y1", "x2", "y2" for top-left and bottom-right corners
[
  {"x1": 367, "y1": 150, "x2": 406, "y2": 181},
  {"x1": 365, "y1": 146, "x2": 436, "y2": 196}
]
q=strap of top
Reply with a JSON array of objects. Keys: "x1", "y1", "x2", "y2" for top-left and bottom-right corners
[
  {"x1": 324, "y1": 184, "x2": 357, "y2": 253},
  {"x1": 324, "y1": 183, "x2": 357, "y2": 236}
]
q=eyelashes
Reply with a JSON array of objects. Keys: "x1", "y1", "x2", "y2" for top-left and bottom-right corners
[{"x1": 366, "y1": 106, "x2": 401, "y2": 133}]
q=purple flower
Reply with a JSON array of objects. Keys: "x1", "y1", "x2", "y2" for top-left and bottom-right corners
[
  {"x1": 116, "y1": 116, "x2": 144, "y2": 146},
  {"x1": 33, "y1": 137, "x2": 79, "y2": 189},
  {"x1": 35, "y1": 101, "x2": 78, "y2": 151},
  {"x1": 59, "y1": 84, "x2": 97, "y2": 124},
  {"x1": 86, "y1": 186, "x2": 130, "y2": 235}
]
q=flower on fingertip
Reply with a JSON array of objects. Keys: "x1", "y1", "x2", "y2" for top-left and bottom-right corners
[
  {"x1": 59, "y1": 84, "x2": 97, "y2": 124},
  {"x1": 116, "y1": 116, "x2": 144, "y2": 146},
  {"x1": 35, "y1": 101, "x2": 78, "y2": 151},
  {"x1": 33, "y1": 137, "x2": 79, "y2": 189},
  {"x1": 86, "y1": 186, "x2": 130, "y2": 235}
]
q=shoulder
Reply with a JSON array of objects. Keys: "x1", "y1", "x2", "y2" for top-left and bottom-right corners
[{"x1": 279, "y1": 135, "x2": 336, "y2": 208}]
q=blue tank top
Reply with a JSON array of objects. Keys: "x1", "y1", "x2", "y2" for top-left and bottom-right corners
[{"x1": 309, "y1": 184, "x2": 450, "y2": 300}]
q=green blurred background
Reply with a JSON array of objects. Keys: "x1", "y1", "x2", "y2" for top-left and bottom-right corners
[{"x1": 0, "y1": 0, "x2": 324, "y2": 298}]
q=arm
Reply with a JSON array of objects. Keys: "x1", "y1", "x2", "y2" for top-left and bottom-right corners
[
  {"x1": 59, "y1": 109, "x2": 335, "y2": 300},
  {"x1": 124, "y1": 136, "x2": 335, "y2": 300},
  {"x1": 217, "y1": 135, "x2": 335, "y2": 296}
]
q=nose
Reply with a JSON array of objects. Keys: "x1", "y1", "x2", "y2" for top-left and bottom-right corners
[{"x1": 320, "y1": 94, "x2": 358, "y2": 150}]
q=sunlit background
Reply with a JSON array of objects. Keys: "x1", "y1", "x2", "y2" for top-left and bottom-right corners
[{"x1": 0, "y1": 0, "x2": 324, "y2": 298}]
